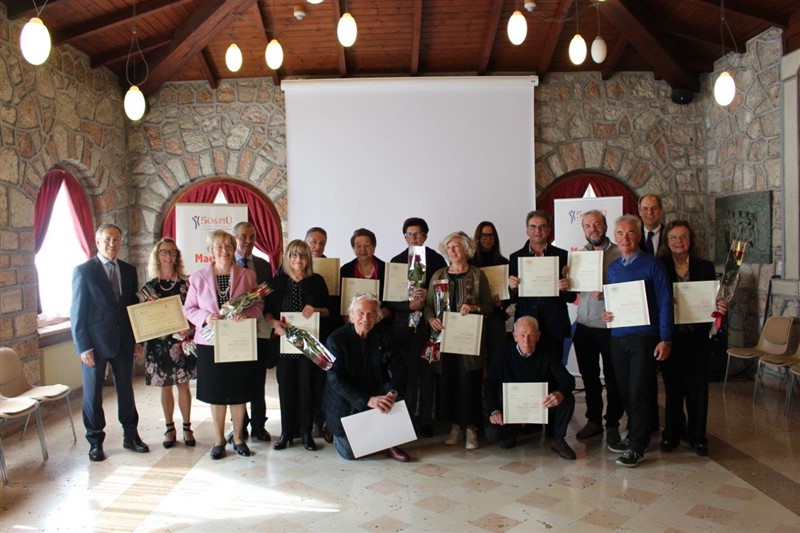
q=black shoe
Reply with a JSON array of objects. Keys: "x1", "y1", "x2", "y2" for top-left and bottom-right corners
[
  {"x1": 226, "y1": 426, "x2": 249, "y2": 445},
  {"x1": 88, "y1": 443, "x2": 106, "y2": 462},
  {"x1": 420, "y1": 423, "x2": 434, "y2": 438},
  {"x1": 233, "y1": 442, "x2": 252, "y2": 457},
  {"x1": 616, "y1": 449, "x2": 644, "y2": 467},
  {"x1": 322, "y1": 423, "x2": 333, "y2": 444},
  {"x1": 551, "y1": 438, "x2": 577, "y2": 460},
  {"x1": 660, "y1": 439, "x2": 678, "y2": 453},
  {"x1": 576, "y1": 421, "x2": 604, "y2": 439},
  {"x1": 273, "y1": 435, "x2": 292, "y2": 450},
  {"x1": 693, "y1": 443, "x2": 708, "y2": 457},
  {"x1": 210, "y1": 444, "x2": 226, "y2": 460},
  {"x1": 182, "y1": 422, "x2": 196, "y2": 447},
  {"x1": 500, "y1": 436, "x2": 517, "y2": 449},
  {"x1": 607, "y1": 438, "x2": 629, "y2": 454},
  {"x1": 163, "y1": 422, "x2": 177, "y2": 449},
  {"x1": 251, "y1": 428, "x2": 272, "y2": 442},
  {"x1": 302, "y1": 433, "x2": 318, "y2": 451},
  {"x1": 122, "y1": 437, "x2": 150, "y2": 453}
]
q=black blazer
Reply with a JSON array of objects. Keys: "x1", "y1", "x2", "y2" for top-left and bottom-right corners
[
  {"x1": 252, "y1": 255, "x2": 274, "y2": 284},
  {"x1": 263, "y1": 272, "x2": 331, "y2": 341},
  {"x1": 70, "y1": 256, "x2": 138, "y2": 359},
  {"x1": 339, "y1": 257, "x2": 386, "y2": 314},
  {"x1": 661, "y1": 254, "x2": 717, "y2": 331}
]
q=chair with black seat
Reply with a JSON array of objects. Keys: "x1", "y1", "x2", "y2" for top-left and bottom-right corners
[
  {"x1": 724, "y1": 315, "x2": 793, "y2": 398},
  {"x1": 0, "y1": 394, "x2": 48, "y2": 484}
]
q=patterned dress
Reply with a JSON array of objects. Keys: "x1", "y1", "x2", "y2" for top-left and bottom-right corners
[{"x1": 144, "y1": 277, "x2": 196, "y2": 386}]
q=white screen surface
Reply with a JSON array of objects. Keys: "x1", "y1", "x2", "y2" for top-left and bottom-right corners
[{"x1": 283, "y1": 76, "x2": 537, "y2": 262}]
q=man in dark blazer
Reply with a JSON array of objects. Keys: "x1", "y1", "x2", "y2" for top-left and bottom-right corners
[
  {"x1": 508, "y1": 210, "x2": 576, "y2": 355},
  {"x1": 71, "y1": 223, "x2": 149, "y2": 462},
  {"x1": 232, "y1": 221, "x2": 274, "y2": 443}
]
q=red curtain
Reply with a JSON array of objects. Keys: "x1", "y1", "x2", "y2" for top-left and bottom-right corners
[{"x1": 162, "y1": 180, "x2": 283, "y2": 274}]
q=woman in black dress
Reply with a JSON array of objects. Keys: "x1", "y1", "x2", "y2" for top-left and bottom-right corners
[
  {"x1": 264, "y1": 240, "x2": 330, "y2": 451},
  {"x1": 471, "y1": 221, "x2": 511, "y2": 364},
  {"x1": 142, "y1": 238, "x2": 195, "y2": 448}
]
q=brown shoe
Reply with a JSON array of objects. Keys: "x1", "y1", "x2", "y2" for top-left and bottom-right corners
[
  {"x1": 550, "y1": 438, "x2": 577, "y2": 460},
  {"x1": 385, "y1": 446, "x2": 411, "y2": 462},
  {"x1": 322, "y1": 422, "x2": 333, "y2": 444}
]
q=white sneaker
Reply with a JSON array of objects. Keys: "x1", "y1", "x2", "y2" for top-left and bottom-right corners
[
  {"x1": 444, "y1": 425, "x2": 462, "y2": 445},
  {"x1": 465, "y1": 426, "x2": 479, "y2": 450}
]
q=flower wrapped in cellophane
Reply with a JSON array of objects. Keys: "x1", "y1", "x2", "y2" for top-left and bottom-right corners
[
  {"x1": 709, "y1": 239, "x2": 747, "y2": 338},
  {"x1": 421, "y1": 278, "x2": 449, "y2": 363},
  {"x1": 408, "y1": 246, "x2": 427, "y2": 328},
  {"x1": 201, "y1": 282, "x2": 273, "y2": 343},
  {"x1": 284, "y1": 322, "x2": 336, "y2": 371}
]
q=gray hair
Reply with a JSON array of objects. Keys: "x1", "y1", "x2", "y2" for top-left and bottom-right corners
[
  {"x1": 513, "y1": 316, "x2": 540, "y2": 333},
  {"x1": 637, "y1": 194, "x2": 663, "y2": 210},
  {"x1": 233, "y1": 221, "x2": 256, "y2": 235},
  {"x1": 95, "y1": 223, "x2": 122, "y2": 239},
  {"x1": 348, "y1": 291, "x2": 381, "y2": 318},
  {"x1": 439, "y1": 232, "x2": 476, "y2": 258},
  {"x1": 582, "y1": 209, "x2": 607, "y2": 226}
]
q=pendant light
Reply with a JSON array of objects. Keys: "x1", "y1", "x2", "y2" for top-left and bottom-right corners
[
  {"x1": 568, "y1": 1, "x2": 586, "y2": 65},
  {"x1": 714, "y1": 0, "x2": 738, "y2": 106},
  {"x1": 19, "y1": 1, "x2": 51, "y2": 65},
  {"x1": 337, "y1": 2, "x2": 357, "y2": 47},
  {"x1": 307, "y1": 0, "x2": 323, "y2": 3},
  {"x1": 507, "y1": 7, "x2": 527, "y2": 46},
  {"x1": 265, "y1": 39, "x2": 284, "y2": 70},
  {"x1": 590, "y1": 3, "x2": 606, "y2": 63},
  {"x1": 123, "y1": 2, "x2": 149, "y2": 121},
  {"x1": 225, "y1": 43, "x2": 243, "y2": 72}
]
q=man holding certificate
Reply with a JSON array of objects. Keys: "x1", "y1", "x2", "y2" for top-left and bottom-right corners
[
  {"x1": 509, "y1": 210, "x2": 576, "y2": 353},
  {"x1": 601, "y1": 215, "x2": 673, "y2": 468},
  {"x1": 484, "y1": 317, "x2": 576, "y2": 460}
]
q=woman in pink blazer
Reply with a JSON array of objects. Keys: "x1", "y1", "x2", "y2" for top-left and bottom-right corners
[{"x1": 184, "y1": 230, "x2": 263, "y2": 460}]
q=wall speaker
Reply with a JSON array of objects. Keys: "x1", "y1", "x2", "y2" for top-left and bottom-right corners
[{"x1": 671, "y1": 88, "x2": 694, "y2": 105}]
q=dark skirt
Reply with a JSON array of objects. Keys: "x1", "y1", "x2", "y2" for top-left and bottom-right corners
[{"x1": 196, "y1": 344, "x2": 259, "y2": 405}]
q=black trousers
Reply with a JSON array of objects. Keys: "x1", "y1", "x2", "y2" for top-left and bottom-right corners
[
  {"x1": 396, "y1": 327, "x2": 435, "y2": 424},
  {"x1": 437, "y1": 354, "x2": 482, "y2": 428},
  {"x1": 485, "y1": 393, "x2": 575, "y2": 441},
  {"x1": 82, "y1": 351, "x2": 139, "y2": 444},
  {"x1": 276, "y1": 355, "x2": 314, "y2": 437},
  {"x1": 248, "y1": 338, "x2": 269, "y2": 431},
  {"x1": 573, "y1": 323, "x2": 623, "y2": 428},
  {"x1": 611, "y1": 334, "x2": 658, "y2": 455},
  {"x1": 662, "y1": 328, "x2": 709, "y2": 445}
]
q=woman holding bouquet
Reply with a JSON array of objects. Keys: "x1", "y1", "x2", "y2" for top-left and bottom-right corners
[
  {"x1": 658, "y1": 221, "x2": 727, "y2": 457},
  {"x1": 183, "y1": 230, "x2": 263, "y2": 460},
  {"x1": 264, "y1": 240, "x2": 330, "y2": 451},
  {"x1": 424, "y1": 232, "x2": 494, "y2": 450},
  {"x1": 142, "y1": 238, "x2": 195, "y2": 449}
]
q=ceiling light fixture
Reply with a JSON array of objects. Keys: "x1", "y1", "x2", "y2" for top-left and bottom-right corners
[
  {"x1": 590, "y1": 3, "x2": 606, "y2": 63},
  {"x1": 293, "y1": 5, "x2": 306, "y2": 20},
  {"x1": 225, "y1": 43, "x2": 243, "y2": 72},
  {"x1": 714, "y1": 0, "x2": 737, "y2": 106},
  {"x1": 19, "y1": 1, "x2": 51, "y2": 65},
  {"x1": 523, "y1": 1, "x2": 536, "y2": 13},
  {"x1": 123, "y1": 1, "x2": 149, "y2": 121},
  {"x1": 307, "y1": 0, "x2": 323, "y2": 4},
  {"x1": 337, "y1": 1, "x2": 357, "y2": 47},
  {"x1": 507, "y1": 5, "x2": 527, "y2": 46},
  {"x1": 568, "y1": 0, "x2": 586, "y2": 65},
  {"x1": 266, "y1": 39, "x2": 284, "y2": 70}
]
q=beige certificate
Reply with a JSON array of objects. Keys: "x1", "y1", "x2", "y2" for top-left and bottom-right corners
[
  {"x1": 383, "y1": 262, "x2": 410, "y2": 302},
  {"x1": 674, "y1": 280, "x2": 720, "y2": 324},
  {"x1": 213, "y1": 318, "x2": 257, "y2": 363},
  {"x1": 518, "y1": 256, "x2": 559, "y2": 297},
  {"x1": 340, "y1": 278, "x2": 380, "y2": 311},
  {"x1": 502, "y1": 382, "x2": 548, "y2": 424},
  {"x1": 127, "y1": 295, "x2": 190, "y2": 343},
  {"x1": 280, "y1": 312, "x2": 320, "y2": 354},
  {"x1": 441, "y1": 311, "x2": 484, "y2": 356},
  {"x1": 603, "y1": 280, "x2": 650, "y2": 328},
  {"x1": 567, "y1": 250, "x2": 604, "y2": 292},
  {"x1": 481, "y1": 265, "x2": 510, "y2": 300},
  {"x1": 313, "y1": 257, "x2": 341, "y2": 295}
]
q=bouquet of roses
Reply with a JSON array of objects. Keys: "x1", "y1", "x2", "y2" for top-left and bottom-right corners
[
  {"x1": 709, "y1": 239, "x2": 747, "y2": 338},
  {"x1": 201, "y1": 282, "x2": 273, "y2": 343},
  {"x1": 408, "y1": 246, "x2": 427, "y2": 328},
  {"x1": 284, "y1": 322, "x2": 336, "y2": 371},
  {"x1": 421, "y1": 278, "x2": 450, "y2": 363},
  {"x1": 172, "y1": 331, "x2": 197, "y2": 357}
]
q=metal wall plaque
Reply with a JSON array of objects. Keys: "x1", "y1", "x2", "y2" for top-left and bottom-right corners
[{"x1": 714, "y1": 191, "x2": 772, "y2": 264}]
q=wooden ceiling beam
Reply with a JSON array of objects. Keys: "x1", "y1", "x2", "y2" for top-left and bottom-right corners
[
  {"x1": 140, "y1": 0, "x2": 255, "y2": 95},
  {"x1": 687, "y1": 0, "x2": 788, "y2": 29},
  {"x1": 410, "y1": 0, "x2": 423, "y2": 75},
  {"x1": 334, "y1": 0, "x2": 347, "y2": 77},
  {"x1": 602, "y1": 0, "x2": 698, "y2": 91},
  {"x1": 601, "y1": 37, "x2": 627, "y2": 80},
  {"x1": 538, "y1": 0, "x2": 574, "y2": 73},
  {"x1": 4, "y1": 0, "x2": 68, "y2": 20},
  {"x1": 660, "y1": 20, "x2": 736, "y2": 54},
  {"x1": 52, "y1": 0, "x2": 194, "y2": 47},
  {"x1": 199, "y1": 48, "x2": 220, "y2": 90},
  {"x1": 477, "y1": 0, "x2": 504, "y2": 75},
  {"x1": 90, "y1": 36, "x2": 172, "y2": 69}
]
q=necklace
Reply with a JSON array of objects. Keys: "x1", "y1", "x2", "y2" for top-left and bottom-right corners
[
  {"x1": 158, "y1": 275, "x2": 178, "y2": 291},
  {"x1": 215, "y1": 273, "x2": 231, "y2": 300}
]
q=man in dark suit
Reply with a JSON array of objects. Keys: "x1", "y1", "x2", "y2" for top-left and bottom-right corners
[
  {"x1": 71, "y1": 223, "x2": 149, "y2": 462},
  {"x1": 508, "y1": 210, "x2": 576, "y2": 354},
  {"x1": 231, "y1": 221, "x2": 274, "y2": 443}
]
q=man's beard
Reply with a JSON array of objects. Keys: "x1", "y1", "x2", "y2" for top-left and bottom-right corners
[{"x1": 587, "y1": 234, "x2": 606, "y2": 247}]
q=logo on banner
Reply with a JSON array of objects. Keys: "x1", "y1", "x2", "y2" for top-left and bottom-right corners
[
  {"x1": 568, "y1": 209, "x2": 608, "y2": 224},
  {"x1": 191, "y1": 215, "x2": 234, "y2": 230}
]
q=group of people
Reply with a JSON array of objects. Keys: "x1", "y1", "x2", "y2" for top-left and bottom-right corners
[{"x1": 70, "y1": 193, "x2": 726, "y2": 469}]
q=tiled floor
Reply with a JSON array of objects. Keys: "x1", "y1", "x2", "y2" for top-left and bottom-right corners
[{"x1": 1, "y1": 374, "x2": 799, "y2": 532}]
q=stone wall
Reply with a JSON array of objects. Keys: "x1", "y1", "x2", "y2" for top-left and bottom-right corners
[{"x1": 0, "y1": 6, "x2": 127, "y2": 384}]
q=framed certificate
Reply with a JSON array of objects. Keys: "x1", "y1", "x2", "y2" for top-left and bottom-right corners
[
  {"x1": 441, "y1": 311, "x2": 484, "y2": 356},
  {"x1": 502, "y1": 382, "x2": 548, "y2": 424},
  {"x1": 313, "y1": 257, "x2": 341, "y2": 296},
  {"x1": 603, "y1": 280, "x2": 650, "y2": 328},
  {"x1": 383, "y1": 262, "x2": 410, "y2": 302},
  {"x1": 280, "y1": 312, "x2": 320, "y2": 354},
  {"x1": 127, "y1": 295, "x2": 190, "y2": 343},
  {"x1": 518, "y1": 256, "x2": 559, "y2": 297},
  {"x1": 340, "y1": 278, "x2": 380, "y2": 311},
  {"x1": 214, "y1": 318, "x2": 257, "y2": 363},
  {"x1": 480, "y1": 264, "x2": 510, "y2": 300},
  {"x1": 674, "y1": 280, "x2": 720, "y2": 324},
  {"x1": 567, "y1": 250, "x2": 604, "y2": 292},
  {"x1": 341, "y1": 400, "x2": 416, "y2": 458}
]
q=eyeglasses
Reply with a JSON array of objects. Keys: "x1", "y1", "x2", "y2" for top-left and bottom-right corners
[
  {"x1": 404, "y1": 232, "x2": 426, "y2": 239},
  {"x1": 479, "y1": 233, "x2": 496, "y2": 239},
  {"x1": 289, "y1": 252, "x2": 309, "y2": 259},
  {"x1": 158, "y1": 250, "x2": 178, "y2": 256},
  {"x1": 213, "y1": 244, "x2": 234, "y2": 251},
  {"x1": 667, "y1": 234, "x2": 690, "y2": 241}
]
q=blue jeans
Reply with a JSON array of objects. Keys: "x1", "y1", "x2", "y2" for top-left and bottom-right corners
[{"x1": 333, "y1": 435, "x2": 356, "y2": 460}]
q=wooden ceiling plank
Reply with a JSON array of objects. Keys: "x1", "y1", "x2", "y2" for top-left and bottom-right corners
[
  {"x1": 254, "y1": 1, "x2": 279, "y2": 86},
  {"x1": 477, "y1": 0, "x2": 504, "y2": 75},
  {"x1": 660, "y1": 20, "x2": 735, "y2": 53},
  {"x1": 199, "y1": 47, "x2": 219, "y2": 89},
  {"x1": 91, "y1": 35, "x2": 172, "y2": 69},
  {"x1": 602, "y1": 0, "x2": 698, "y2": 91},
  {"x1": 334, "y1": 0, "x2": 346, "y2": 77},
  {"x1": 538, "y1": 0, "x2": 574, "y2": 74},
  {"x1": 4, "y1": 0, "x2": 69, "y2": 20},
  {"x1": 601, "y1": 37, "x2": 627, "y2": 80},
  {"x1": 410, "y1": 0, "x2": 422, "y2": 75},
  {"x1": 141, "y1": 0, "x2": 255, "y2": 94},
  {"x1": 687, "y1": 0, "x2": 788, "y2": 29},
  {"x1": 53, "y1": 0, "x2": 193, "y2": 47}
]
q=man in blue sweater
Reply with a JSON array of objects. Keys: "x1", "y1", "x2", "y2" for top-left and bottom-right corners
[{"x1": 601, "y1": 214, "x2": 673, "y2": 467}]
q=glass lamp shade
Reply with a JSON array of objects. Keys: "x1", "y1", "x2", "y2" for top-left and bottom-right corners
[
  {"x1": 714, "y1": 71, "x2": 736, "y2": 106},
  {"x1": 569, "y1": 34, "x2": 587, "y2": 65},
  {"x1": 337, "y1": 12, "x2": 357, "y2": 47},
  {"x1": 20, "y1": 17, "x2": 51, "y2": 65},
  {"x1": 265, "y1": 39, "x2": 284, "y2": 70},
  {"x1": 307, "y1": 0, "x2": 323, "y2": 3},
  {"x1": 507, "y1": 10, "x2": 527, "y2": 45},
  {"x1": 591, "y1": 35, "x2": 607, "y2": 63},
  {"x1": 124, "y1": 85, "x2": 146, "y2": 121},
  {"x1": 225, "y1": 43, "x2": 243, "y2": 72}
]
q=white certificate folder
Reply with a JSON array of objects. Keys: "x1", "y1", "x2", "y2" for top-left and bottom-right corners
[
  {"x1": 502, "y1": 382, "x2": 548, "y2": 424},
  {"x1": 340, "y1": 400, "x2": 416, "y2": 458}
]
